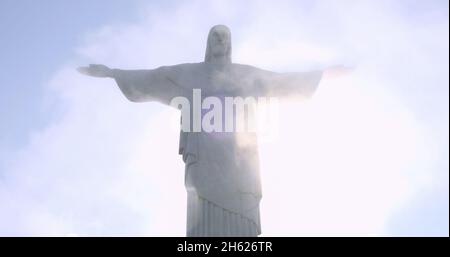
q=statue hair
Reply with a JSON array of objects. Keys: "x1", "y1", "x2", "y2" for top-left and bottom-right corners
[{"x1": 205, "y1": 25, "x2": 232, "y2": 63}]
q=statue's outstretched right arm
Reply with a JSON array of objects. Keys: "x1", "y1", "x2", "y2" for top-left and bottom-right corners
[
  {"x1": 78, "y1": 64, "x2": 190, "y2": 105},
  {"x1": 77, "y1": 64, "x2": 113, "y2": 78}
]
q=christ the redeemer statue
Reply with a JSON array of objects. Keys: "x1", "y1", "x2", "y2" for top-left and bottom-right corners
[{"x1": 78, "y1": 25, "x2": 350, "y2": 237}]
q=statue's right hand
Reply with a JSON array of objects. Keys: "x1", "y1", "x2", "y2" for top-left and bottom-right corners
[{"x1": 77, "y1": 64, "x2": 113, "y2": 78}]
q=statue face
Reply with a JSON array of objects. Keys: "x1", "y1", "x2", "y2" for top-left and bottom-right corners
[{"x1": 209, "y1": 26, "x2": 231, "y2": 58}]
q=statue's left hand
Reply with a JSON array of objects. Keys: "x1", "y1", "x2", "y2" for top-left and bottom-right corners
[{"x1": 323, "y1": 65, "x2": 354, "y2": 79}]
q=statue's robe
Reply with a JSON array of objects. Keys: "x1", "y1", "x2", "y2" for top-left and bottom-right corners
[{"x1": 112, "y1": 63, "x2": 322, "y2": 236}]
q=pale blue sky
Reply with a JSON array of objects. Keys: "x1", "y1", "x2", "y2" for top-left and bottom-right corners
[
  {"x1": 0, "y1": 0, "x2": 448, "y2": 236},
  {"x1": 0, "y1": 0, "x2": 148, "y2": 149}
]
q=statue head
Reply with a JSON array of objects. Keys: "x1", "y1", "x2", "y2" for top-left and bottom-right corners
[{"x1": 205, "y1": 25, "x2": 232, "y2": 63}]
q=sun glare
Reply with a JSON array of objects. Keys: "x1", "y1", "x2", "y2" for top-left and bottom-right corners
[{"x1": 258, "y1": 74, "x2": 423, "y2": 235}]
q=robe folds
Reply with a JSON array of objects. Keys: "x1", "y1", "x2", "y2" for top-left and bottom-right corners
[{"x1": 113, "y1": 62, "x2": 322, "y2": 236}]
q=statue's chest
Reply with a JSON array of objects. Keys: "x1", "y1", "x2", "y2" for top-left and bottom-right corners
[
  {"x1": 183, "y1": 65, "x2": 253, "y2": 96},
  {"x1": 204, "y1": 69, "x2": 241, "y2": 94}
]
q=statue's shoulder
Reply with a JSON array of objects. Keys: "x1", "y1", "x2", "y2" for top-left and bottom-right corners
[
  {"x1": 235, "y1": 63, "x2": 267, "y2": 71},
  {"x1": 231, "y1": 63, "x2": 266, "y2": 76},
  {"x1": 168, "y1": 62, "x2": 205, "y2": 71}
]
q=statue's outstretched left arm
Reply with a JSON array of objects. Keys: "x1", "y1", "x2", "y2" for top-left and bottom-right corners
[{"x1": 251, "y1": 65, "x2": 353, "y2": 98}]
